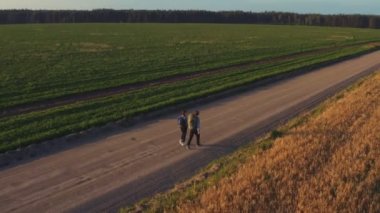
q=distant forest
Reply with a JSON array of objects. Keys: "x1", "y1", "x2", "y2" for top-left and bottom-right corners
[{"x1": 1, "y1": 9, "x2": 380, "y2": 28}]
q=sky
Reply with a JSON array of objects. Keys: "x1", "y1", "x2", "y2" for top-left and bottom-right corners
[{"x1": 0, "y1": 0, "x2": 379, "y2": 15}]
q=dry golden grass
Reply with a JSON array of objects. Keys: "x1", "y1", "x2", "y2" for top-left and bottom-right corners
[{"x1": 178, "y1": 73, "x2": 380, "y2": 213}]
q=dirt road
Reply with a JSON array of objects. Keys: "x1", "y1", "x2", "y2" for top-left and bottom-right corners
[{"x1": 0, "y1": 51, "x2": 380, "y2": 213}]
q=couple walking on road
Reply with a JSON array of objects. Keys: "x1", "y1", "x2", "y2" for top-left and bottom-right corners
[{"x1": 178, "y1": 110, "x2": 201, "y2": 150}]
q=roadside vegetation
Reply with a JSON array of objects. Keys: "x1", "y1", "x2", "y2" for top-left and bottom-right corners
[
  {"x1": 1, "y1": 24, "x2": 380, "y2": 152},
  {"x1": 124, "y1": 72, "x2": 380, "y2": 212}
]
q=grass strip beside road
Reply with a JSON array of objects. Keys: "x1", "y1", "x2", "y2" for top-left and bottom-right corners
[
  {"x1": 123, "y1": 70, "x2": 380, "y2": 213},
  {"x1": 0, "y1": 44, "x2": 376, "y2": 153}
]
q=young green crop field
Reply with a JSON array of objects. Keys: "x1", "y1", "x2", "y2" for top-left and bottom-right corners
[
  {"x1": 1, "y1": 23, "x2": 380, "y2": 152},
  {"x1": 1, "y1": 23, "x2": 380, "y2": 109}
]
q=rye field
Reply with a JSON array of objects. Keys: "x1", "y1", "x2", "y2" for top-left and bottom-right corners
[{"x1": 1, "y1": 23, "x2": 380, "y2": 152}]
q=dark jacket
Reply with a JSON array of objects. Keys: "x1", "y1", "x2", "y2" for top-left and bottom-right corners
[{"x1": 178, "y1": 115, "x2": 187, "y2": 128}]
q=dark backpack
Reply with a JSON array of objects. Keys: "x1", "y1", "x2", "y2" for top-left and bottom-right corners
[{"x1": 177, "y1": 116, "x2": 187, "y2": 127}]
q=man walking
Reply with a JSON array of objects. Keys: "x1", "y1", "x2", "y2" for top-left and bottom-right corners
[
  {"x1": 177, "y1": 110, "x2": 188, "y2": 146},
  {"x1": 186, "y1": 110, "x2": 201, "y2": 149}
]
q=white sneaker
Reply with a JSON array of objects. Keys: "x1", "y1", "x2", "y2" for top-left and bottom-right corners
[{"x1": 179, "y1": 140, "x2": 185, "y2": 146}]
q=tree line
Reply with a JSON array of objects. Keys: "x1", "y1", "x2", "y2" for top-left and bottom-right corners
[{"x1": 1, "y1": 9, "x2": 380, "y2": 28}]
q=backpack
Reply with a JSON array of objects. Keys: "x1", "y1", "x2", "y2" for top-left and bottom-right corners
[{"x1": 177, "y1": 116, "x2": 187, "y2": 127}]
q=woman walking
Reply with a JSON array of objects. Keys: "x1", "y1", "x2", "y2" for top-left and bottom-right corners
[{"x1": 186, "y1": 110, "x2": 201, "y2": 149}]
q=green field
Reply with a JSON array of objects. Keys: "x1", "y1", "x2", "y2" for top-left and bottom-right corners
[{"x1": 1, "y1": 23, "x2": 380, "y2": 152}]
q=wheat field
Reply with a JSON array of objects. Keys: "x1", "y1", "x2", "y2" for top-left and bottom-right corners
[{"x1": 177, "y1": 72, "x2": 380, "y2": 213}]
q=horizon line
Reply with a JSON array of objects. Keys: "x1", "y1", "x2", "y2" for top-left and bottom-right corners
[{"x1": 0, "y1": 8, "x2": 379, "y2": 16}]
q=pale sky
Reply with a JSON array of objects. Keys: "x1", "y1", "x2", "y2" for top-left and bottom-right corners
[{"x1": 0, "y1": 0, "x2": 379, "y2": 15}]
